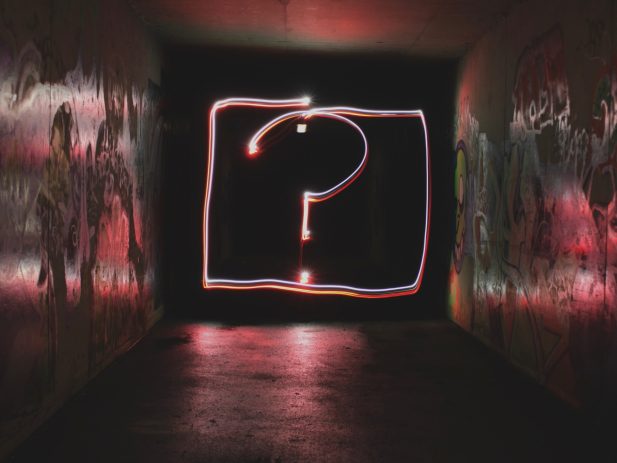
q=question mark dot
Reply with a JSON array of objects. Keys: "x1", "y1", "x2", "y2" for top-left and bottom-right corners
[{"x1": 299, "y1": 271, "x2": 311, "y2": 284}]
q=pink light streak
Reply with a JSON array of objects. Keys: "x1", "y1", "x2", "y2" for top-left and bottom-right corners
[{"x1": 203, "y1": 97, "x2": 431, "y2": 298}]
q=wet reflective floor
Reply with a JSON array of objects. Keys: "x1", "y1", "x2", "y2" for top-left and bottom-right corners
[{"x1": 7, "y1": 320, "x2": 613, "y2": 462}]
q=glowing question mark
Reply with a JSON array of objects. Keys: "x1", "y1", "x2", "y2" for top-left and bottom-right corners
[
  {"x1": 203, "y1": 98, "x2": 430, "y2": 298},
  {"x1": 248, "y1": 109, "x2": 369, "y2": 283}
]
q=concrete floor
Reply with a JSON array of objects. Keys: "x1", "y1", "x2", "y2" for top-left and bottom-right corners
[{"x1": 7, "y1": 319, "x2": 613, "y2": 462}]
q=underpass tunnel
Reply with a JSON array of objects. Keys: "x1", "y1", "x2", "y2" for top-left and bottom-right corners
[{"x1": 1, "y1": 0, "x2": 617, "y2": 461}]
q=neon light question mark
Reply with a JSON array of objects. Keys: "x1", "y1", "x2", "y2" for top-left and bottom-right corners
[
  {"x1": 248, "y1": 109, "x2": 369, "y2": 278},
  {"x1": 203, "y1": 98, "x2": 431, "y2": 298}
]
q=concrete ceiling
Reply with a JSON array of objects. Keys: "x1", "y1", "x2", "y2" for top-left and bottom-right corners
[{"x1": 130, "y1": 0, "x2": 517, "y2": 57}]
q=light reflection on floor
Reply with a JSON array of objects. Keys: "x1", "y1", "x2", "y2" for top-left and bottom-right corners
[
  {"x1": 8, "y1": 319, "x2": 597, "y2": 463},
  {"x1": 182, "y1": 323, "x2": 369, "y2": 460}
]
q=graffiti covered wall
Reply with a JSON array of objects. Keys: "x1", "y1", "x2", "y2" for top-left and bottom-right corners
[
  {"x1": 450, "y1": 0, "x2": 617, "y2": 408},
  {"x1": 0, "y1": 0, "x2": 163, "y2": 456}
]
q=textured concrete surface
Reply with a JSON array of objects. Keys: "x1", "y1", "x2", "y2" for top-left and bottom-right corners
[
  {"x1": 130, "y1": 0, "x2": 516, "y2": 56},
  {"x1": 6, "y1": 319, "x2": 613, "y2": 462}
]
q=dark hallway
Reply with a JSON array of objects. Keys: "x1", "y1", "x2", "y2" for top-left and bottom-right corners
[{"x1": 2, "y1": 0, "x2": 617, "y2": 461}]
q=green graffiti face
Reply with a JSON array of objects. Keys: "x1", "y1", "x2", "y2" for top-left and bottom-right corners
[{"x1": 453, "y1": 143, "x2": 467, "y2": 272}]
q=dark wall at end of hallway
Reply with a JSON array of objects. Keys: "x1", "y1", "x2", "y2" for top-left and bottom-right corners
[{"x1": 161, "y1": 47, "x2": 457, "y2": 321}]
